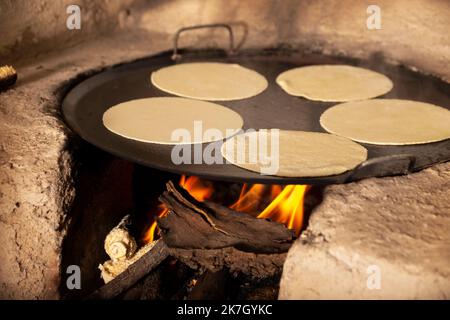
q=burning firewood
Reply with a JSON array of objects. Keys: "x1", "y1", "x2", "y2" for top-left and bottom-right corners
[
  {"x1": 157, "y1": 181, "x2": 295, "y2": 253},
  {"x1": 91, "y1": 181, "x2": 295, "y2": 299}
]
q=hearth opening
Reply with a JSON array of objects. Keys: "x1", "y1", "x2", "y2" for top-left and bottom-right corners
[{"x1": 61, "y1": 154, "x2": 322, "y2": 300}]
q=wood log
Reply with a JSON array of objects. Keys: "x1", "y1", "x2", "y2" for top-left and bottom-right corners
[
  {"x1": 99, "y1": 240, "x2": 158, "y2": 283},
  {"x1": 157, "y1": 181, "x2": 295, "y2": 254},
  {"x1": 89, "y1": 181, "x2": 294, "y2": 299},
  {"x1": 104, "y1": 214, "x2": 137, "y2": 261},
  {"x1": 88, "y1": 239, "x2": 169, "y2": 300},
  {"x1": 121, "y1": 264, "x2": 165, "y2": 300},
  {"x1": 169, "y1": 247, "x2": 286, "y2": 281}
]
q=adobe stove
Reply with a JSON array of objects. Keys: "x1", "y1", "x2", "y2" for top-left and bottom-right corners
[{"x1": 0, "y1": 0, "x2": 449, "y2": 300}]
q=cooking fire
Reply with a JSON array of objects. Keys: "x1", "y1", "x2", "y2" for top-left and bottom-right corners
[{"x1": 143, "y1": 176, "x2": 311, "y2": 243}]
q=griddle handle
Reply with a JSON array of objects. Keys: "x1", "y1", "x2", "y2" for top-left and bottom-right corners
[
  {"x1": 346, "y1": 154, "x2": 416, "y2": 182},
  {"x1": 172, "y1": 23, "x2": 235, "y2": 61}
]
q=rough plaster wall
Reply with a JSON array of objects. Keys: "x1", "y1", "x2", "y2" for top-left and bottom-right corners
[
  {"x1": 2, "y1": 0, "x2": 450, "y2": 79},
  {"x1": 0, "y1": 29, "x2": 171, "y2": 299},
  {"x1": 137, "y1": 0, "x2": 450, "y2": 80},
  {"x1": 0, "y1": 0, "x2": 164, "y2": 297},
  {"x1": 0, "y1": 84, "x2": 75, "y2": 298},
  {"x1": 0, "y1": 0, "x2": 449, "y2": 299},
  {"x1": 0, "y1": 0, "x2": 142, "y2": 64}
]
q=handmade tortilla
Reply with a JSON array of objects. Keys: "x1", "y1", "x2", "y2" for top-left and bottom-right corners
[
  {"x1": 151, "y1": 62, "x2": 268, "y2": 101},
  {"x1": 103, "y1": 97, "x2": 243, "y2": 145},
  {"x1": 276, "y1": 65, "x2": 393, "y2": 102},
  {"x1": 320, "y1": 99, "x2": 450, "y2": 145},
  {"x1": 221, "y1": 130, "x2": 367, "y2": 177}
]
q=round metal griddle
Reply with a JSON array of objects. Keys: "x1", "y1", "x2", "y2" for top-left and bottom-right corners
[{"x1": 62, "y1": 49, "x2": 450, "y2": 185}]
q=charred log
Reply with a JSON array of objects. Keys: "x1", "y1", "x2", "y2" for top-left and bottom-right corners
[
  {"x1": 168, "y1": 247, "x2": 286, "y2": 281},
  {"x1": 157, "y1": 181, "x2": 295, "y2": 254}
]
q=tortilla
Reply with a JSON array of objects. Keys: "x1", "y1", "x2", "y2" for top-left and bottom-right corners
[
  {"x1": 221, "y1": 130, "x2": 367, "y2": 177},
  {"x1": 276, "y1": 65, "x2": 393, "y2": 102},
  {"x1": 151, "y1": 62, "x2": 268, "y2": 101},
  {"x1": 320, "y1": 99, "x2": 450, "y2": 145},
  {"x1": 103, "y1": 97, "x2": 243, "y2": 145}
]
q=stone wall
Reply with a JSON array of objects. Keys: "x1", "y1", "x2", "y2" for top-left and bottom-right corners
[{"x1": 0, "y1": 0, "x2": 448, "y2": 299}]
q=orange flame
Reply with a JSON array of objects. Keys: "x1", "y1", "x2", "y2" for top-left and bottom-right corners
[
  {"x1": 230, "y1": 184, "x2": 268, "y2": 213},
  {"x1": 143, "y1": 176, "x2": 310, "y2": 243},
  {"x1": 257, "y1": 185, "x2": 311, "y2": 235},
  {"x1": 178, "y1": 175, "x2": 214, "y2": 202},
  {"x1": 230, "y1": 184, "x2": 310, "y2": 236},
  {"x1": 142, "y1": 205, "x2": 166, "y2": 244}
]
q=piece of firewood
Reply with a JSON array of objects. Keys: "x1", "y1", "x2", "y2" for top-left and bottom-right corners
[
  {"x1": 88, "y1": 239, "x2": 169, "y2": 300},
  {"x1": 104, "y1": 215, "x2": 137, "y2": 261},
  {"x1": 99, "y1": 240, "x2": 158, "y2": 283},
  {"x1": 169, "y1": 247, "x2": 287, "y2": 281},
  {"x1": 99, "y1": 214, "x2": 152, "y2": 283},
  {"x1": 157, "y1": 181, "x2": 295, "y2": 254}
]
